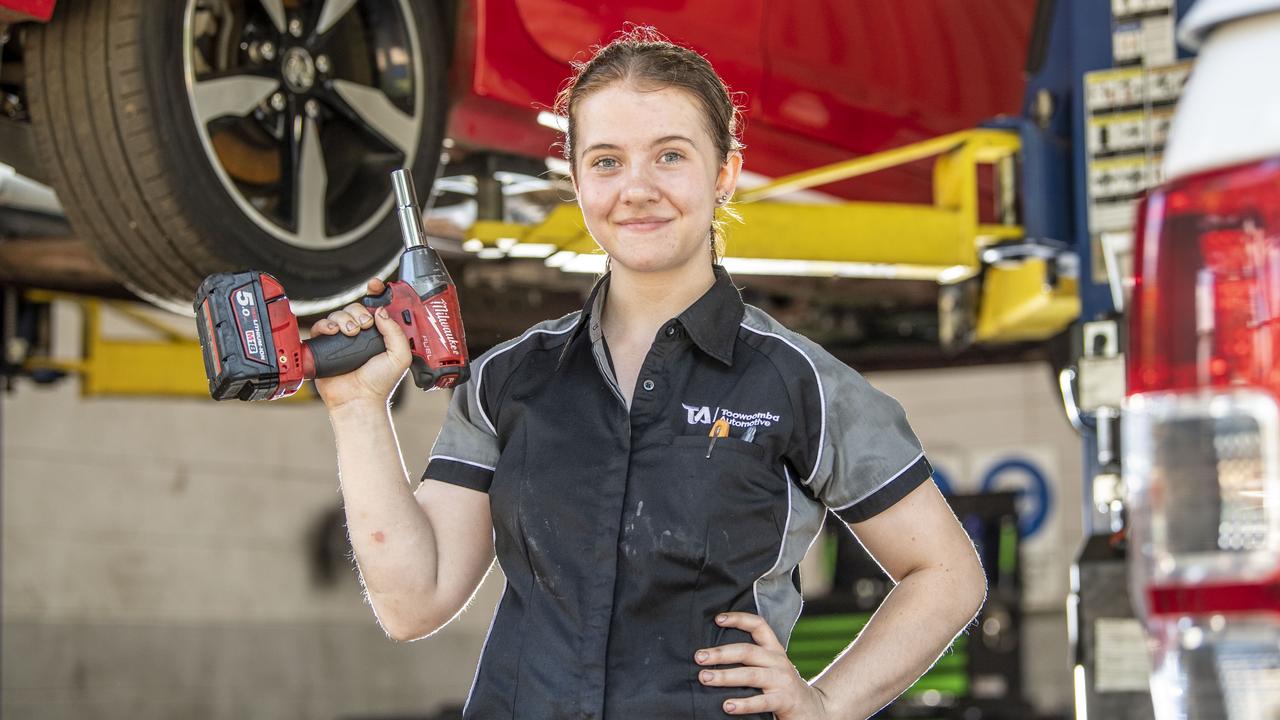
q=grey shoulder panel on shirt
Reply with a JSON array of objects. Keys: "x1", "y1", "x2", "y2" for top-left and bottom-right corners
[{"x1": 738, "y1": 305, "x2": 931, "y2": 521}]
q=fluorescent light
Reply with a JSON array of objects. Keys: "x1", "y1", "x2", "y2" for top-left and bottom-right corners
[
  {"x1": 545, "y1": 156, "x2": 571, "y2": 176},
  {"x1": 462, "y1": 238, "x2": 484, "y2": 252},
  {"x1": 508, "y1": 243, "x2": 558, "y2": 258},
  {"x1": 476, "y1": 248, "x2": 505, "y2": 260},
  {"x1": 535, "y1": 252, "x2": 971, "y2": 281},
  {"x1": 560, "y1": 254, "x2": 608, "y2": 274},
  {"x1": 720, "y1": 256, "x2": 949, "y2": 281},
  {"x1": 496, "y1": 237, "x2": 518, "y2": 251},
  {"x1": 545, "y1": 250, "x2": 575, "y2": 268},
  {"x1": 537, "y1": 111, "x2": 568, "y2": 132},
  {"x1": 1073, "y1": 664, "x2": 1088, "y2": 720},
  {"x1": 937, "y1": 265, "x2": 978, "y2": 284}
]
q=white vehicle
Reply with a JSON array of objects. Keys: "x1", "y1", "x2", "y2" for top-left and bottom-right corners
[{"x1": 1124, "y1": 1, "x2": 1280, "y2": 718}]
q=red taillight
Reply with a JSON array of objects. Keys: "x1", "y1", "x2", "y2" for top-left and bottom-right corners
[
  {"x1": 1146, "y1": 572, "x2": 1280, "y2": 617},
  {"x1": 1129, "y1": 158, "x2": 1280, "y2": 396},
  {"x1": 1126, "y1": 157, "x2": 1280, "y2": 720}
]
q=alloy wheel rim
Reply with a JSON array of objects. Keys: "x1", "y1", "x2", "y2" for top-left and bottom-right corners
[{"x1": 182, "y1": 0, "x2": 425, "y2": 251}]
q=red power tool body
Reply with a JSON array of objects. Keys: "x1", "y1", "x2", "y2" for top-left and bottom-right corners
[{"x1": 194, "y1": 170, "x2": 469, "y2": 401}]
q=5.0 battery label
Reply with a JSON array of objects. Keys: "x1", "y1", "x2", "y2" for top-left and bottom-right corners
[{"x1": 232, "y1": 283, "x2": 270, "y2": 366}]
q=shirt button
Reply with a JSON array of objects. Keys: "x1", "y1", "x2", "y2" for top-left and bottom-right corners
[
  {"x1": 665, "y1": 326, "x2": 676, "y2": 337},
  {"x1": 642, "y1": 379, "x2": 655, "y2": 391}
]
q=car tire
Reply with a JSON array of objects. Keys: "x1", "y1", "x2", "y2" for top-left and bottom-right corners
[{"x1": 23, "y1": 0, "x2": 448, "y2": 315}]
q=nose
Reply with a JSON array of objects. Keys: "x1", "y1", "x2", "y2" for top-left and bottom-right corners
[{"x1": 621, "y1": 165, "x2": 660, "y2": 205}]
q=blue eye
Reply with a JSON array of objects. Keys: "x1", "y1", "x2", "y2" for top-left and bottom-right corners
[
  {"x1": 593, "y1": 157, "x2": 618, "y2": 169},
  {"x1": 661, "y1": 151, "x2": 683, "y2": 163}
]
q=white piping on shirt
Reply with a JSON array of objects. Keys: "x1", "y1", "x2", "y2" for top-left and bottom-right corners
[
  {"x1": 474, "y1": 318, "x2": 579, "y2": 435},
  {"x1": 830, "y1": 450, "x2": 927, "y2": 512},
  {"x1": 463, "y1": 575, "x2": 506, "y2": 717},
  {"x1": 427, "y1": 454, "x2": 498, "y2": 472},
  {"x1": 739, "y1": 321, "x2": 825, "y2": 485},
  {"x1": 789, "y1": 498, "x2": 828, "y2": 642},
  {"x1": 752, "y1": 464, "x2": 794, "y2": 636}
]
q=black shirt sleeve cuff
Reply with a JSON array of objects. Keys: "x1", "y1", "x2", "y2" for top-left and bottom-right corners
[
  {"x1": 422, "y1": 456, "x2": 494, "y2": 493},
  {"x1": 832, "y1": 454, "x2": 933, "y2": 523}
]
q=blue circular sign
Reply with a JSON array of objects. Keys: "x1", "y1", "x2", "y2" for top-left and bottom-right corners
[{"x1": 979, "y1": 458, "x2": 1051, "y2": 538}]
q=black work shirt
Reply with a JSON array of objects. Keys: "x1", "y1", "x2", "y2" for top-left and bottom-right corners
[{"x1": 424, "y1": 265, "x2": 933, "y2": 719}]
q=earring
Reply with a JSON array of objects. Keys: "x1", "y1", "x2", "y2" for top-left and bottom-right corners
[{"x1": 716, "y1": 194, "x2": 728, "y2": 205}]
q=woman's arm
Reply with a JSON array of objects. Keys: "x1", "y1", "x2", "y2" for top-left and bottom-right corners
[
  {"x1": 330, "y1": 401, "x2": 495, "y2": 642},
  {"x1": 809, "y1": 479, "x2": 987, "y2": 718},
  {"x1": 312, "y1": 279, "x2": 497, "y2": 643}
]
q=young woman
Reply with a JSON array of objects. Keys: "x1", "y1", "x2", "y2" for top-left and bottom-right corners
[{"x1": 313, "y1": 28, "x2": 987, "y2": 720}]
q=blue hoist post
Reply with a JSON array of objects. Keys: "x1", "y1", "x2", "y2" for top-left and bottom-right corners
[
  {"x1": 1015, "y1": 0, "x2": 1196, "y2": 537},
  {"x1": 1020, "y1": 2, "x2": 1197, "y2": 718}
]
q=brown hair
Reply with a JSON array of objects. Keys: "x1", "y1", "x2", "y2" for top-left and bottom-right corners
[{"x1": 553, "y1": 26, "x2": 744, "y2": 262}]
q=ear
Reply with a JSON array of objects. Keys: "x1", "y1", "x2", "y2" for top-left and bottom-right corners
[{"x1": 715, "y1": 150, "x2": 743, "y2": 200}]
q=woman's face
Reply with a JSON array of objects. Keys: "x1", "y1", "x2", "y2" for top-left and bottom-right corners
[{"x1": 572, "y1": 82, "x2": 740, "y2": 275}]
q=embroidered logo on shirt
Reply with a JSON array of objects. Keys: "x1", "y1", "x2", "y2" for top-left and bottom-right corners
[{"x1": 682, "y1": 404, "x2": 781, "y2": 429}]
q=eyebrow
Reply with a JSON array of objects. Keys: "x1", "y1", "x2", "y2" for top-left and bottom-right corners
[{"x1": 582, "y1": 135, "x2": 696, "y2": 155}]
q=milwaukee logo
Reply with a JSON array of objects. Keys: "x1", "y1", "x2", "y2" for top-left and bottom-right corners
[
  {"x1": 682, "y1": 404, "x2": 780, "y2": 428},
  {"x1": 427, "y1": 298, "x2": 459, "y2": 354}
]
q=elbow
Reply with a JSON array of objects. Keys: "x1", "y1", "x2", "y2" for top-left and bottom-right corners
[
  {"x1": 961, "y1": 553, "x2": 988, "y2": 622},
  {"x1": 385, "y1": 628, "x2": 424, "y2": 644},
  {"x1": 383, "y1": 617, "x2": 422, "y2": 643},
  {"x1": 368, "y1": 594, "x2": 444, "y2": 643},
  {"x1": 382, "y1": 614, "x2": 440, "y2": 643}
]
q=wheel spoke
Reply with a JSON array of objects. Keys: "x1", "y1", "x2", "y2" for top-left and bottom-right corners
[
  {"x1": 258, "y1": 0, "x2": 287, "y2": 34},
  {"x1": 278, "y1": 103, "x2": 302, "y2": 229},
  {"x1": 295, "y1": 116, "x2": 329, "y2": 243},
  {"x1": 330, "y1": 79, "x2": 417, "y2": 156},
  {"x1": 192, "y1": 74, "x2": 279, "y2": 124},
  {"x1": 315, "y1": 0, "x2": 360, "y2": 36}
]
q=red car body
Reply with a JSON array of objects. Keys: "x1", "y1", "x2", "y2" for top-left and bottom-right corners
[
  {"x1": 4, "y1": 0, "x2": 1036, "y2": 203},
  {"x1": 448, "y1": 0, "x2": 1037, "y2": 203},
  {"x1": 0, "y1": 0, "x2": 52, "y2": 22}
]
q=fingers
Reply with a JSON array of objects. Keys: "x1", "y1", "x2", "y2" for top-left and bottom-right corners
[
  {"x1": 695, "y1": 642, "x2": 771, "y2": 669},
  {"x1": 697, "y1": 664, "x2": 773, "y2": 690},
  {"x1": 310, "y1": 278, "x2": 384, "y2": 335},
  {"x1": 372, "y1": 305, "x2": 411, "y2": 367},
  {"x1": 715, "y1": 612, "x2": 785, "y2": 651},
  {"x1": 344, "y1": 302, "x2": 376, "y2": 332},
  {"x1": 719, "y1": 691, "x2": 783, "y2": 715},
  {"x1": 309, "y1": 316, "x2": 341, "y2": 335},
  {"x1": 319, "y1": 304, "x2": 374, "y2": 337},
  {"x1": 694, "y1": 612, "x2": 815, "y2": 717}
]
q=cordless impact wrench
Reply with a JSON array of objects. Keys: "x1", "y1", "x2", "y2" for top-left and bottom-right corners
[{"x1": 193, "y1": 169, "x2": 469, "y2": 401}]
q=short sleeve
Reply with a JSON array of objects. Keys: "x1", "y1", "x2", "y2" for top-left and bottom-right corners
[
  {"x1": 422, "y1": 375, "x2": 500, "y2": 493},
  {"x1": 781, "y1": 336, "x2": 933, "y2": 523}
]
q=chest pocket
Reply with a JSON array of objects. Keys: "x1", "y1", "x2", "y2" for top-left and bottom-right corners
[
  {"x1": 667, "y1": 434, "x2": 776, "y2": 504},
  {"x1": 668, "y1": 434, "x2": 766, "y2": 460},
  {"x1": 641, "y1": 434, "x2": 787, "y2": 568}
]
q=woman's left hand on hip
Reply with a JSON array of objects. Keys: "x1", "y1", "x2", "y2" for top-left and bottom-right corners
[{"x1": 695, "y1": 611, "x2": 831, "y2": 719}]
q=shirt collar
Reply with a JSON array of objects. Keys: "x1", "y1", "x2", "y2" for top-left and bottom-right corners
[
  {"x1": 679, "y1": 264, "x2": 745, "y2": 365},
  {"x1": 558, "y1": 264, "x2": 745, "y2": 368}
]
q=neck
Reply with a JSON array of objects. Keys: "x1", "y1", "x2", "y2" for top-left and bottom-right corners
[{"x1": 601, "y1": 261, "x2": 716, "y2": 343}]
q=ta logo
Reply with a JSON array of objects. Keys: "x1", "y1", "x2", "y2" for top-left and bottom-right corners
[
  {"x1": 683, "y1": 403, "x2": 715, "y2": 425},
  {"x1": 682, "y1": 403, "x2": 782, "y2": 428}
]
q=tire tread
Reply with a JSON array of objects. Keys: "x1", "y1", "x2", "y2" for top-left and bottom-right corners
[{"x1": 24, "y1": 0, "x2": 447, "y2": 309}]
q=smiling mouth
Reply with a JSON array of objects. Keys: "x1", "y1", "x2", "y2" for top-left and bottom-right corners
[{"x1": 617, "y1": 219, "x2": 672, "y2": 232}]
